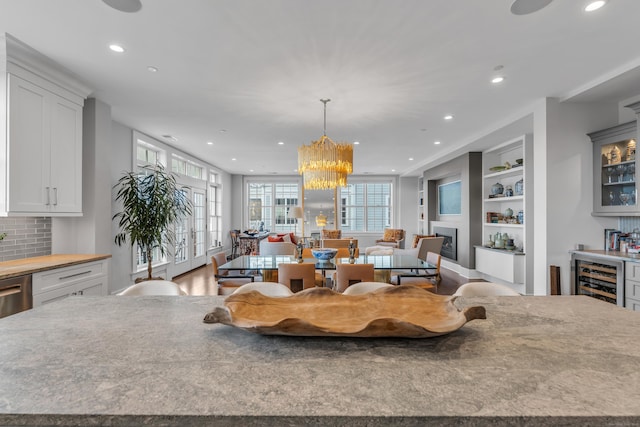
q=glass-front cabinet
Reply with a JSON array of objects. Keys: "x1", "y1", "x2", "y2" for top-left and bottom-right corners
[{"x1": 589, "y1": 121, "x2": 638, "y2": 216}]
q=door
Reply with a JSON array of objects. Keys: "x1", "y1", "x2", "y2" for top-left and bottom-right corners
[{"x1": 172, "y1": 188, "x2": 207, "y2": 276}]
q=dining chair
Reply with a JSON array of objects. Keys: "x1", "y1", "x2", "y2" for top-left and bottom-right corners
[
  {"x1": 117, "y1": 280, "x2": 187, "y2": 296},
  {"x1": 229, "y1": 230, "x2": 241, "y2": 259},
  {"x1": 211, "y1": 252, "x2": 255, "y2": 295},
  {"x1": 453, "y1": 282, "x2": 520, "y2": 297},
  {"x1": 277, "y1": 263, "x2": 317, "y2": 292},
  {"x1": 231, "y1": 282, "x2": 294, "y2": 297},
  {"x1": 333, "y1": 263, "x2": 375, "y2": 293},
  {"x1": 390, "y1": 251, "x2": 441, "y2": 292},
  {"x1": 342, "y1": 281, "x2": 393, "y2": 295}
]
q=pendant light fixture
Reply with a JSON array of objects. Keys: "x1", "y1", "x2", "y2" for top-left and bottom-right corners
[{"x1": 298, "y1": 99, "x2": 353, "y2": 190}]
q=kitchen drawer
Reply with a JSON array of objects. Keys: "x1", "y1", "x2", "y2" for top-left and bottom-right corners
[
  {"x1": 33, "y1": 260, "x2": 107, "y2": 294},
  {"x1": 625, "y1": 278, "x2": 640, "y2": 300},
  {"x1": 625, "y1": 261, "x2": 640, "y2": 281},
  {"x1": 626, "y1": 297, "x2": 640, "y2": 312}
]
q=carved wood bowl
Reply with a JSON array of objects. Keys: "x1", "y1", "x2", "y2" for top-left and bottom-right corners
[{"x1": 204, "y1": 285, "x2": 486, "y2": 338}]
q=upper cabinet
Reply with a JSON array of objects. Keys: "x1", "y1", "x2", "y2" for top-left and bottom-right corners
[
  {"x1": 1, "y1": 33, "x2": 91, "y2": 216},
  {"x1": 588, "y1": 119, "x2": 638, "y2": 216}
]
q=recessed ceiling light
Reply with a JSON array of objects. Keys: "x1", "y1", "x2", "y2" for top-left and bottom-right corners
[
  {"x1": 434, "y1": 141, "x2": 441, "y2": 145},
  {"x1": 444, "y1": 115, "x2": 454, "y2": 120},
  {"x1": 102, "y1": 0, "x2": 142, "y2": 13},
  {"x1": 249, "y1": 169, "x2": 254, "y2": 172},
  {"x1": 409, "y1": 157, "x2": 414, "y2": 161},
  {"x1": 147, "y1": 66, "x2": 158, "y2": 73},
  {"x1": 162, "y1": 134, "x2": 177, "y2": 142},
  {"x1": 231, "y1": 158, "x2": 237, "y2": 161},
  {"x1": 491, "y1": 76, "x2": 505, "y2": 84},
  {"x1": 109, "y1": 44, "x2": 125, "y2": 53},
  {"x1": 391, "y1": 169, "x2": 396, "y2": 172},
  {"x1": 510, "y1": 0, "x2": 553, "y2": 15},
  {"x1": 207, "y1": 141, "x2": 213, "y2": 145},
  {"x1": 353, "y1": 141, "x2": 360, "y2": 145},
  {"x1": 278, "y1": 141, "x2": 284, "y2": 145},
  {"x1": 219, "y1": 129, "x2": 227, "y2": 133},
  {"x1": 585, "y1": 1, "x2": 606, "y2": 12}
]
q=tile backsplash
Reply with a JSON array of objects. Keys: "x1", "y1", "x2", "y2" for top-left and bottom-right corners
[{"x1": 0, "y1": 217, "x2": 52, "y2": 261}]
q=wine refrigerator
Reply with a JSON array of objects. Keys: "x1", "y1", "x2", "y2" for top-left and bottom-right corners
[{"x1": 571, "y1": 253, "x2": 624, "y2": 307}]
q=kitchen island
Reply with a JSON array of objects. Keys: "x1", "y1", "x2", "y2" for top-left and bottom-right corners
[{"x1": 0, "y1": 294, "x2": 639, "y2": 426}]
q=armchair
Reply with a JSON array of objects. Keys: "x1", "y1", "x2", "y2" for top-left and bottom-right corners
[{"x1": 375, "y1": 228, "x2": 405, "y2": 249}]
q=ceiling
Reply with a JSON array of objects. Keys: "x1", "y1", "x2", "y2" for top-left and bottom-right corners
[{"x1": 1, "y1": 0, "x2": 640, "y2": 177}]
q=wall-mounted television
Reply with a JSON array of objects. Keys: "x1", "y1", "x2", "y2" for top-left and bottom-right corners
[{"x1": 438, "y1": 180, "x2": 461, "y2": 215}]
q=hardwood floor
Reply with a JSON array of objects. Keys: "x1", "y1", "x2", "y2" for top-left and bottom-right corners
[{"x1": 172, "y1": 263, "x2": 471, "y2": 296}]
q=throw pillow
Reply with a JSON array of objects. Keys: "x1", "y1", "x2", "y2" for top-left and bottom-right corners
[
  {"x1": 382, "y1": 228, "x2": 397, "y2": 242},
  {"x1": 267, "y1": 235, "x2": 284, "y2": 242}
]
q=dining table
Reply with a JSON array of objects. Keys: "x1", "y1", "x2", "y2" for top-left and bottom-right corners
[{"x1": 219, "y1": 254, "x2": 435, "y2": 285}]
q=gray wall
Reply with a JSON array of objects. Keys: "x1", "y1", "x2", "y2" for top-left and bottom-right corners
[
  {"x1": 0, "y1": 217, "x2": 51, "y2": 261},
  {"x1": 424, "y1": 152, "x2": 482, "y2": 270}
]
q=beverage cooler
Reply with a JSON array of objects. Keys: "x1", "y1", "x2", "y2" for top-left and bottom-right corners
[{"x1": 571, "y1": 253, "x2": 624, "y2": 307}]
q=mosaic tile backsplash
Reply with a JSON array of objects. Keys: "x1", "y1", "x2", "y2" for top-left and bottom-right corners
[{"x1": 0, "y1": 217, "x2": 52, "y2": 261}]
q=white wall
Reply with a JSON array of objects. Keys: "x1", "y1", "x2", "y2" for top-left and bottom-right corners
[
  {"x1": 399, "y1": 176, "x2": 419, "y2": 242},
  {"x1": 534, "y1": 98, "x2": 618, "y2": 295}
]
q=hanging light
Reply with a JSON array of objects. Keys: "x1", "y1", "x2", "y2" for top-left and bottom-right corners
[
  {"x1": 315, "y1": 211, "x2": 327, "y2": 227},
  {"x1": 298, "y1": 99, "x2": 353, "y2": 190}
]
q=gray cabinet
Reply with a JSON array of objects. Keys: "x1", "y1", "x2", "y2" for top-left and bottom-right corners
[
  {"x1": 625, "y1": 261, "x2": 640, "y2": 312},
  {"x1": 588, "y1": 121, "x2": 638, "y2": 216}
]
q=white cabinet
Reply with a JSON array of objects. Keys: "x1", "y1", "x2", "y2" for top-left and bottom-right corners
[
  {"x1": 475, "y1": 134, "x2": 533, "y2": 294},
  {"x1": 1, "y1": 33, "x2": 89, "y2": 216},
  {"x1": 32, "y1": 259, "x2": 109, "y2": 307},
  {"x1": 7, "y1": 74, "x2": 83, "y2": 215},
  {"x1": 624, "y1": 261, "x2": 640, "y2": 312}
]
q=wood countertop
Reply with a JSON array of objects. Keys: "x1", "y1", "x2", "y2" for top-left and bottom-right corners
[
  {"x1": 0, "y1": 254, "x2": 111, "y2": 280},
  {"x1": 0, "y1": 295, "x2": 639, "y2": 426}
]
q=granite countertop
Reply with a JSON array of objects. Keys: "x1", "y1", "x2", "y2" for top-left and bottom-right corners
[
  {"x1": 0, "y1": 294, "x2": 639, "y2": 426},
  {"x1": 0, "y1": 254, "x2": 111, "y2": 280},
  {"x1": 571, "y1": 249, "x2": 640, "y2": 262}
]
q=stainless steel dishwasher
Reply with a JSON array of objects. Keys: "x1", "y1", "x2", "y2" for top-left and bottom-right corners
[{"x1": 0, "y1": 275, "x2": 33, "y2": 318}]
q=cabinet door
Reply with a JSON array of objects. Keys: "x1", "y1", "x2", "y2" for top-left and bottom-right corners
[
  {"x1": 7, "y1": 74, "x2": 50, "y2": 213},
  {"x1": 33, "y1": 285, "x2": 74, "y2": 307},
  {"x1": 76, "y1": 277, "x2": 107, "y2": 296},
  {"x1": 589, "y1": 121, "x2": 638, "y2": 215},
  {"x1": 49, "y1": 93, "x2": 82, "y2": 213}
]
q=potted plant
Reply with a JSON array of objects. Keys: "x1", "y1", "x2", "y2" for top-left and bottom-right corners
[{"x1": 113, "y1": 164, "x2": 192, "y2": 282}]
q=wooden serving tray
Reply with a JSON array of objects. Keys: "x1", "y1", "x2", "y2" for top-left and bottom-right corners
[{"x1": 204, "y1": 286, "x2": 485, "y2": 338}]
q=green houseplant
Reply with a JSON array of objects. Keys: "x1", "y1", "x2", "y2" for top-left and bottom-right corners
[{"x1": 113, "y1": 164, "x2": 192, "y2": 281}]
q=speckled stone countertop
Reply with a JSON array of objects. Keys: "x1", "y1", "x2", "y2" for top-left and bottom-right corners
[
  {"x1": 0, "y1": 295, "x2": 639, "y2": 426},
  {"x1": 571, "y1": 249, "x2": 640, "y2": 263},
  {"x1": 0, "y1": 254, "x2": 111, "y2": 279}
]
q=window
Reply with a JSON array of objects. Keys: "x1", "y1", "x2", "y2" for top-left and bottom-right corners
[
  {"x1": 172, "y1": 155, "x2": 204, "y2": 180},
  {"x1": 341, "y1": 181, "x2": 392, "y2": 232},
  {"x1": 247, "y1": 182, "x2": 299, "y2": 232}
]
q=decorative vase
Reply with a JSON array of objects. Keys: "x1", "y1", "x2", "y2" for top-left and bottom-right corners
[
  {"x1": 504, "y1": 207, "x2": 513, "y2": 217},
  {"x1": 517, "y1": 210, "x2": 524, "y2": 224},
  {"x1": 514, "y1": 179, "x2": 524, "y2": 196},
  {"x1": 505, "y1": 185, "x2": 514, "y2": 197},
  {"x1": 491, "y1": 182, "x2": 504, "y2": 196}
]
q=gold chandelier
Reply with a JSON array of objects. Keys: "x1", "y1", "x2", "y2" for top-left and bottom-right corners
[{"x1": 298, "y1": 99, "x2": 353, "y2": 190}]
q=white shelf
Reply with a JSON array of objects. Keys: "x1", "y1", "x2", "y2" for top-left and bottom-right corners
[
  {"x1": 483, "y1": 167, "x2": 523, "y2": 179},
  {"x1": 484, "y1": 196, "x2": 524, "y2": 203},
  {"x1": 477, "y1": 134, "x2": 530, "y2": 290}
]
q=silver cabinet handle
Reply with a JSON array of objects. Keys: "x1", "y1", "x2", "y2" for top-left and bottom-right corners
[
  {"x1": 45, "y1": 187, "x2": 50, "y2": 205},
  {"x1": 59, "y1": 270, "x2": 92, "y2": 280},
  {"x1": 53, "y1": 187, "x2": 58, "y2": 206}
]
